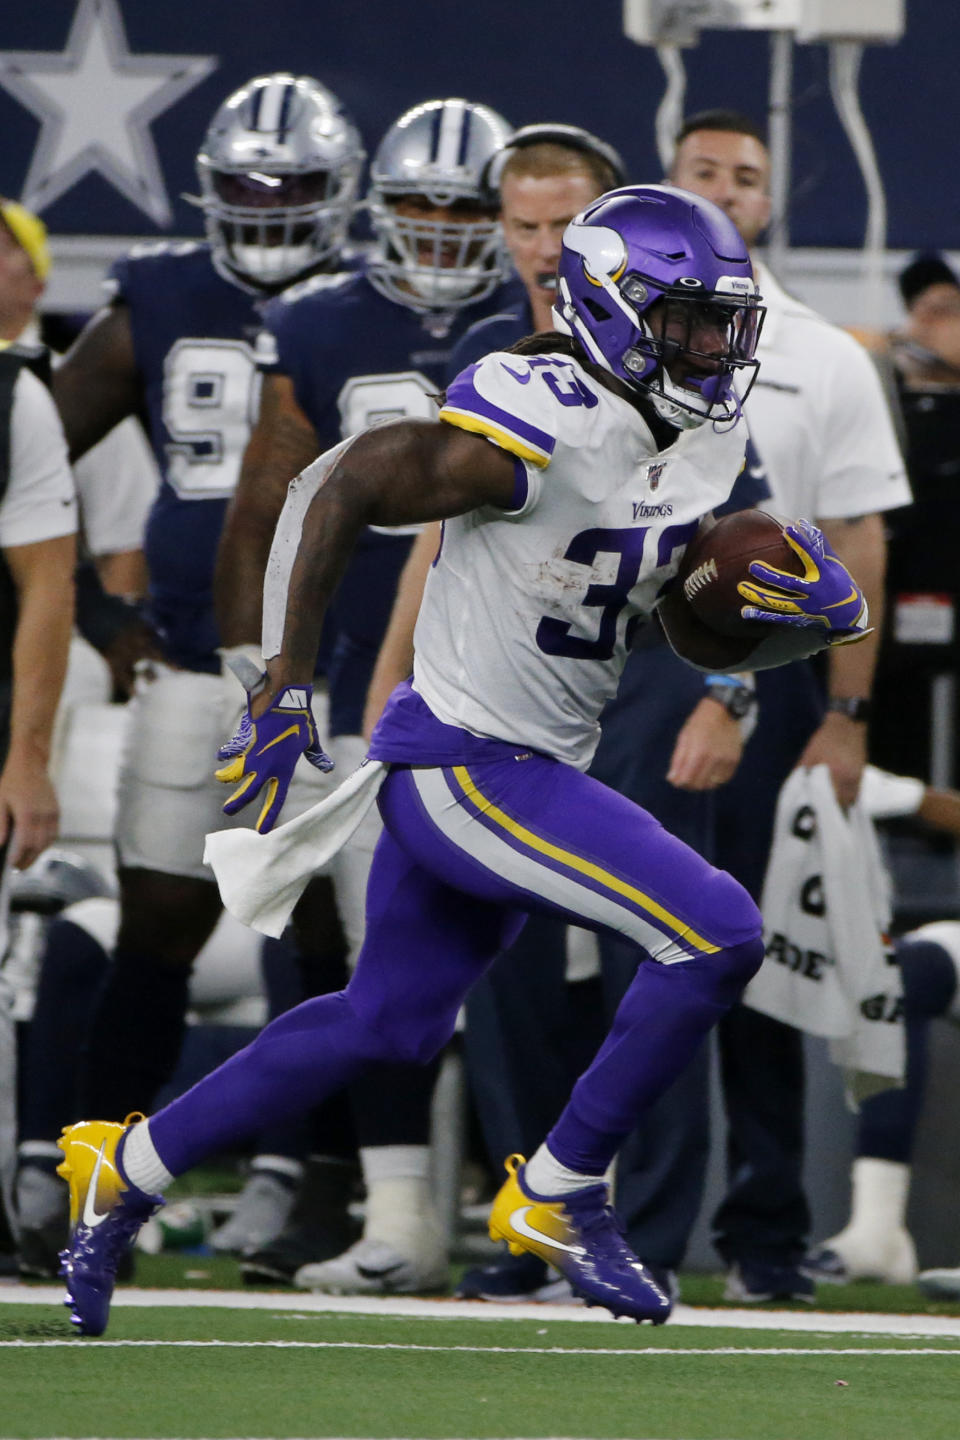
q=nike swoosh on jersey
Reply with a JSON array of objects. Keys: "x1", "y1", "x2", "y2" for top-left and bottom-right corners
[
  {"x1": 499, "y1": 361, "x2": 531, "y2": 384},
  {"x1": 81, "y1": 1143, "x2": 110, "y2": 1229},
  {"x1": 508, "y1": 1205, "x2": 586, "y2": 1256}
]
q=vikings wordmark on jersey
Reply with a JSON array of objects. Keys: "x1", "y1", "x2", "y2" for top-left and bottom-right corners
[{"x1": 415, "y1": 347, "x2": 747, "y2": 768}]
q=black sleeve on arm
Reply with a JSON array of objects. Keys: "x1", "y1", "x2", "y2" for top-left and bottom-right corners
[{"x1": 74, "y1": 560, "x2": 145, "y2": 654}]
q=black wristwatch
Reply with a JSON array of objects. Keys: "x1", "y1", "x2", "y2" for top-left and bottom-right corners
[
  {"x1": 826, "y1": 696, "x2": 872, "y2": 723},
  {"x1": 704, "y1": 677, "x2": 756, "y2": 721}
]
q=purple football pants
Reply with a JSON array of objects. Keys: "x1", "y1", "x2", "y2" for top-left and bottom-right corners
[{"x1": 149, "y1": 754, "x2": 763, "y2": 1177}]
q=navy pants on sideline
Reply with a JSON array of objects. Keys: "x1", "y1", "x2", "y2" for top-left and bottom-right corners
[{"x1": 463, "y1": 644, "x2": 825, "y2": 1269}]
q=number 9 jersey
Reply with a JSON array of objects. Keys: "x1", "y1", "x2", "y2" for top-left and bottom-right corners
[
  {"x1": 419, "y1": 348, "x2": 748, "y2": 770},
  {"x1": 106, "y1": 241, "x2": 276, "y2": 672}
]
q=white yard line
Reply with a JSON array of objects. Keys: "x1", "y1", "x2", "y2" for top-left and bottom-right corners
[
  {"x1": 3, "y1": 1283, "x2": 960, "y2": 1337},
  {"x1": 2, "y1": 1338, "x2": 960, "y2": 1355}
]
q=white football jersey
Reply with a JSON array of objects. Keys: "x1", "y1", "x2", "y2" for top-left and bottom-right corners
[{"x1": 413, "y1": 349, "x2": 747, "y2": 769}]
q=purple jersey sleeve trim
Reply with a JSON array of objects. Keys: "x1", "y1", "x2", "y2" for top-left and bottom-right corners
[
  {"x1": 440, "y1": 362, "x2": 555, "y2": 466},
  {"x1": 509, "y1": 456, "x2": 528, "y2": 511}
]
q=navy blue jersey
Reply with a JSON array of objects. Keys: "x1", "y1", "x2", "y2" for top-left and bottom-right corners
[
  {"x1": 109, "y1": 242, "x2": 268, "y2": 671},
  {"x1": 446, "y1": 286, "x2": 531, "y2": 380},
  {"x1": 260, "y1": 268, "x2": 518, "y2": 733},
  {"x1": 448, "y1": 295, "x2": 772, "y2": 516}
]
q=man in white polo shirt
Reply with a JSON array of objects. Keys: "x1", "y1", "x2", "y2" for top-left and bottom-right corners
[
  {"x1": 630, "y1": 108, "x2": 912, "y2": 1303},
  {"x1": 0, "y1": 348, "x2": 77, "y2": 874}
]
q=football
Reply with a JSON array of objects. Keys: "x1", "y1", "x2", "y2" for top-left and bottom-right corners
[
  {"x1": 679, "y1": 510, "x2": 802, "y2": 638},
  {"x1": 657, "y1": 509, "x2": 815, "y2": 672}
]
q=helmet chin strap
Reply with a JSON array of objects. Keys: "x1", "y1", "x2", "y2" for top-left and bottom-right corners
[{"x1": 653, "y1": 372, "x2": 713, "y2": 430}]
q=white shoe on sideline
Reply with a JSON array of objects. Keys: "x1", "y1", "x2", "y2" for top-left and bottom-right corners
[
  {"x1": 805, "y1": 1225, "x2": 917, "y2": 1285},
  {"x1": 210, "y1": 1170, "x2": 297, "y2": 1255},
  {"x1": 917, "y1": 1265, "x2": 960, "y2": 1299},
  {"x1": 294, "y1": 1234, "x2": 448, "y2": 1295}
]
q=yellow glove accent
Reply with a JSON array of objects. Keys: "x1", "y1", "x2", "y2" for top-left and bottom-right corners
[
  {"x1": 214, "y1": 754, "x2": 249, "y2": 785},
  {"x1": 736, "y1": 580, "x2": 806, "y2": 616}
]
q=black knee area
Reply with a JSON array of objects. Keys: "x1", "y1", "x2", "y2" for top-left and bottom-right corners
[
  {"x1": 80, "y1": 945, "x2": 194, "y2": 1114},
  {"x1": 38, "y1": 916, "x2": 110, "y2": 989},
  {"x1": 350, "y1": 1057, "x2": 441, "y2": 1147},
  {"x1": 116, "y1": 867, "x2": 222, "y2": 967},
  {"x1": 290, "y1": 875, "x2": 348, "y2": 980},
  {"x1": 19, "y1": 918, "x2": 111, "y2": 1140},
  {"x1": 896, "y1": 937, "x2": 958, "y2": 1020}
]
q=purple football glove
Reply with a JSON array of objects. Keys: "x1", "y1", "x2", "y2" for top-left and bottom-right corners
[
  {"x1": 736, "y1": 519, "x2": 871, "y2": 646},
  {"x1": 216, "y1": 663, "x2": 333, "y2": 834}
]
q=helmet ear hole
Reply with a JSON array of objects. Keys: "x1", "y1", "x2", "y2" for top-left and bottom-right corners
[{"x1": 583, "y1": 296, "x2": 611, "y2": 322}]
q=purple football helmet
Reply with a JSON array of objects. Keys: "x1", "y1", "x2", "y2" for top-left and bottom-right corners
[{"x1": 554, "y1": 184, "x2": 764, "y2": 429}]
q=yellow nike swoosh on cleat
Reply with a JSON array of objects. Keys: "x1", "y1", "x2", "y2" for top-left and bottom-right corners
[
  {"x1": 508, "y1": 1205, "x2": 587, "y2": 1256},
  {"x1": 81, "y1": 1143, "x2": 109, "y2": 1229},
  {"x1": 257, "y1": 725, "x2": 300, "y2": 755}
]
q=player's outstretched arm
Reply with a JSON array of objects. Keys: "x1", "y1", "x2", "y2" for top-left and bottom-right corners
[
  {"x1": 262, "y1": 419, "x2": 516, "y2": 692},
  {"x1": 52, "y1": 304, "x2": 141, "y2": 462},
  {"x1": 214, "y1": 374, "x2": 320, "y2": 650}
]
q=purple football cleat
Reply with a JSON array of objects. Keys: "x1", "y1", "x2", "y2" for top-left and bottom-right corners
[
  {"x1": 57, "y1": 1117, "x2": 163, "y2": 1336},
  {"x1": 488, "y1": 1155, "x2": 672, "y2": 1324}
]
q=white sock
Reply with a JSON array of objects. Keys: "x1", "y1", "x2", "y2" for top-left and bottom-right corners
[
  {"x1": 848, "y1": 1156, "x2": 911, "y2": 1232},
  {"x1": 907, "y1": 921, "x2": 960, "y2": 1022},
  {"x1": 523, "y1": 1145, "x2": 606, "y2": 1197},
  {"x1": 363, "y1": 1176, "x2": 445, "y2": 1252},
  {"x1": 360, "y1": 1145, "x2": 431, "y2": 1185},
  {"x1": 358, "y1": 1149, "x2": 440, "y2": 1250},
  {"x1": 120, "y1": 1120, "x2": 175, "y2": 1194}
]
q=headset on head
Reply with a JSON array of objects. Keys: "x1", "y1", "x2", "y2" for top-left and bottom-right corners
[{"x1": 479, "y1": 123, "x2": 627, "y2": 207}]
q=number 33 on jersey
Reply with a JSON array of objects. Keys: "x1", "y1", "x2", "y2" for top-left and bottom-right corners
[{"x1": 417, "y1": 349, "x2": 748, "y2": 768}]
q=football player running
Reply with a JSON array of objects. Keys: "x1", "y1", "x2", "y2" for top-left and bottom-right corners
[
  {"x1": 212, "y1": 98, "x2": 515, "y2": 1292},
  {"x1": 57, "y1": 184, "x2": 870, "y2": 1336},
  {"x1": 16, "y1": 75, "x2": 364, "y2": 1261}
]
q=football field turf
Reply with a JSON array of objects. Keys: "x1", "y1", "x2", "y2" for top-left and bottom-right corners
[{"x1": 3, "y1": 1287, "x2": 960, "y2": 1440}]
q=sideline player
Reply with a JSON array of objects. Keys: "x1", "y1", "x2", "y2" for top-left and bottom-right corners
[
  {"x1": 15, "y1": 75, "x2": 365, "y2": 1241},
  {"x1": 213, "y1": 98, "x2": 515, "y2": 1289},
  {"x1": 57, "y1": 184, "x2": 870, "y2": 1336}
]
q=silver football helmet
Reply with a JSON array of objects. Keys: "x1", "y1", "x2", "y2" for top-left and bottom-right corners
[
  {"x1": 192, "y1": 73, "x2": 365, "y2": 290},
  {"x1": 366, "y1": 98, "x2": 511, "y2": 311}
]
